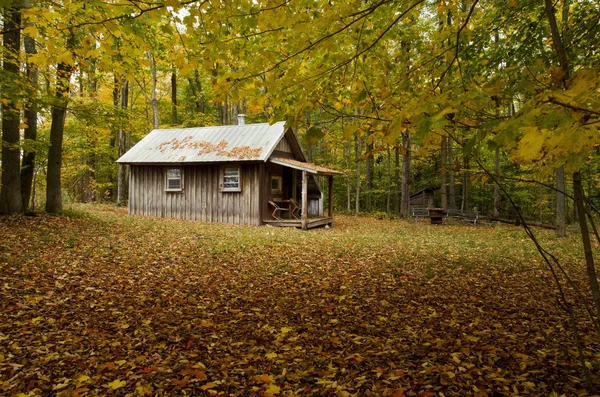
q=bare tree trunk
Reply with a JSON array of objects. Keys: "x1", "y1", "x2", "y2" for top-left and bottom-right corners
[
  {"x1": 195, "y1": 69, "x2": 204, "y2": 113},
  {"x1": 448, "y1": 139, "x2": 456, "y2": 208},
  {"x1": 394, "y1": 143, "x2": 400, "y2": 216},
  {"x1": 493, "y1": 93, "x2": 501, "y2": 218},
  {"x1": 573, "y1": 172, "x2": 600, "y2": 323},
  {"x1": 400, "y1": 132, "x2": 411, "y2": 217},
  {"x1": 461, "y1": 138, "x2": 470, "y2": 211},
  {"x1": 20, "y1": 0, "x2": 37, "y2": 211},
  {"x1": 440, "y1": 136, "x2": 448, "y2": 210},
  {"x1": 117, "y1": 80, "x2": 129, "y2": 206},
  {"x1": 556, "y1": 166, "x2": 566, "y2": 237},
  {"x1": 355, "y1": 134, "x2": 362, "y2": 216},
  {"x1": 387, "y1": 145, "x2": 392, "y2": 214},
  {"x1": 171, "y1": 70, "x2": 177, "y2": 125},
  {"x1": 149, "y1": 51, "x2": 159, "y2": 129},
  {"x1": 365, "y1": 141, "x2": 374, "y2": 211},
  {"x1": 0, "y1": 1, "x2": 23, "y2": 215},
  {"x1": 46, "y1": 58, "x2": 74, "y2": 214},
  {"x1": 344, "y1": 137, "x2": 351, "y2": 212},
  {"x1": 493, "y1": 147, "x2": 501, "y2": 217}
]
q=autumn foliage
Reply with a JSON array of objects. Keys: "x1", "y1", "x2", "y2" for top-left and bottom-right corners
[{"x1": 1, "y1": 205, "x2": 598, "y2": 396}]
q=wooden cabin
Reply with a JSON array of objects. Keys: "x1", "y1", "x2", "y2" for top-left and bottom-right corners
[
  {"x1": 409, "y1": 188, "x2": 437, "y2": 209},
  {"x1": 116, "y1": 117, "x2": 343, "y2": 229}
]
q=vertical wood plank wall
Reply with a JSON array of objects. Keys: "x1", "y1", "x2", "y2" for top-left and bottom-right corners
[
  {"x1": 275, "y1": 136, "x2": 293, "y2": 153},
  {"x1": 129, "y1": 164, "x2": 262, "y2": 225}
]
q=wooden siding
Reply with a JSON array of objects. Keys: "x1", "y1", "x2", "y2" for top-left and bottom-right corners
[
  {"x1": 129, "y1": 164, "x2": 262, "y2": 225},
  {"x1": 409, "y1": 191, "x2": 434, "y2": 209},
  {"x1": 275, "y1": 136, "x2": 293, "y2": 153}
]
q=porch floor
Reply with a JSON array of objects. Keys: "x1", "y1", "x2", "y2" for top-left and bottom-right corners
[{"x1": 263, "y1": 217, "x2": 333, "y2": 229}]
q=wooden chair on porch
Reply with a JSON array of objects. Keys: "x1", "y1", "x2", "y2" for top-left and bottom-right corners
[
  {"x1": 289, "y1": 198, "x2": 301, "y2": 219},
  {"x1": 269, "y1": 201, "x2": 289, "y2": 220}
]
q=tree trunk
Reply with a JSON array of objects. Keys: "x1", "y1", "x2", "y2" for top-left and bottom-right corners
[
  {"x1": 492, "y1": 147, "x2": 501, "y2": 217},
  {"x1": 149, "y1": 51, "x2": 159, "y2": 129},
  {"x1": 20, "y1": 0, "x2": 37, "y2": 211},
  {"x1": 386, "y1": 145, "x2": 392, "y2": 214},
  {"x1": 394, "y1": 143, "x2": 400, "y2": 216},
  {"x1": 117, "y1": 80, "x2": 129, "y2": 206},
  {"x1": 171, "y1": 70, "x2": 177, "y2": 125},
  {"x1": 440, "y1": 136, "x2": 448, "y2": 210},
  {"x1": 556, "y1": 166, "x2": 566, "y2": 237},
  {"x1": 355, "y1": 134, "x2": 362, "y2": 216},
  {"x1": 195, "y1": 69, "x2": 204, "y2": 113},
  {"x1": 448, "y1": 138, "x2": 456, "y2": 208},
  {"x1": 365, "y1": 141, "x2": 374, "y2": 211},
  {"x1": 400, "y1": 132, "x2": 411, "y2": 217},
  {"x1": 573, "y1": 171, "x2": 600, "y2": 325},
  {"x1": 461, "y1": 138, "x2": 470, "y2": 211},
  {"x1": 493, "y1": 92, "x2": 501, "y2": 218},
  {"x1": 46, "y1": 60, "x2": 74, "y2": 214},
  {"x1": 344, "y1": 140, "x2": 351, "y2": 212},
  {"x1": 0, "y1": 1, "x2": 23, "y2": 215}
]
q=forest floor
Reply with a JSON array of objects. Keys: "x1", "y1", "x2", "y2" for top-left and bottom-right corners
[{"x1": 1, "y1": 204, "x2": 599, "y2": 396}]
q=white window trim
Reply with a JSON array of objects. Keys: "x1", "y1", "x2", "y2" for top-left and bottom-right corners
[
  {"x1": 221, "y1": 165, "x2": 242, "y2": 192},
  {"x1": 166, "y1": 167, "x2": 183, "y2": 192}
]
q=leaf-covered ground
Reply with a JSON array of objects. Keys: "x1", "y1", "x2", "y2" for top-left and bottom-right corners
[{"x1": 1, "y1": 205, "x2": 599, "y2": 396}]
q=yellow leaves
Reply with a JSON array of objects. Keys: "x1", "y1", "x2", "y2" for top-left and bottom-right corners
[
  {"x1": 280, "y1": 326, "x2": 292, "y2": 334},
  {"x1": 30, "y1": 316, "x2": 44, "y2": 325},
  {"x1": 265, "y1": 352, "x2": 278, "y2": 359},
  {"x1": 107, "y1": 379, "x2": 126, "y2": 390},
  {"x1": 74, "y1": 374, "x2": 91, "y2": 384},
  {"x1": 52, "y1": 378, "x2": 71, "y2": 390},
  {"x1": 135, "y1": 383, "x2": 153, "y2": 396},
  {"x1": 512, "y1": 126, "x2": 547, "y2": 164},
  {"x1": 265, "y1": 384, "x2": 281, "y2": 396}
]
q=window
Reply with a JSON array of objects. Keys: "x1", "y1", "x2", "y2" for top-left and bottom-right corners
[
  {"x1": 166, "y1": 168, "x2": 183, "y2": 191},
  {"x1": 222, "y1": 166, "x2": 241, "y2": 192},
  {"x1": 271, "y1": 175, "x2": 282, "y2": 194}
]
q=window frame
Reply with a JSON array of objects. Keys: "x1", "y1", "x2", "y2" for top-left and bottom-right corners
[
  {"x1": 271, "y1": 175, "x2": 282, "y2": 194},
  {"x1": 165, "y1": 167, "x2": 183, "y2": 192},
  {"x1": 221, "y1": 165, "x2": 242, "y2": 192}
]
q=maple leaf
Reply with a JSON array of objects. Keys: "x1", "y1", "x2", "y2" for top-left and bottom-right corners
[
  {"x1": 265, "y1": 384, "x2": 281, "y2": 396},
  {"x1": 107, "y1": 379, "x2": 126, "y2": 390}
]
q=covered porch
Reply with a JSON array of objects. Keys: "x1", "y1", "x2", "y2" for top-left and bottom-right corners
[{"x1": 263, "y1": 157, "x2": 343, "y2": 230}]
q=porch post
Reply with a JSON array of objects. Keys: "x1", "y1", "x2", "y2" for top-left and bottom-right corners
[
  {"x1": 328, "y1": 175, "x2": 333, "y2": 217},
  {"x1": 301, "y1": 170, "x2": 308, "y2": 230}
]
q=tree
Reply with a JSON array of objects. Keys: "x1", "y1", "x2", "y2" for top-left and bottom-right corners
[
  {"x1": 20, "y1": 0, "x2": 38, "y2": 211},
  {"x1": 0, "y1": 1, "x2": 23, "y2": 215},
  {"x1": 46, "y1": 37, "x2": 75, "y2": 214}
]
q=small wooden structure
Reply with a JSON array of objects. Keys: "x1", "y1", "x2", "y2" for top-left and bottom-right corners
[
  {"x1": 409, "y1": 188, "x2": 437, "y2": 209},
  {"x1": 117, "y1": 117, "x2": 343, "y2": 229},
  {"x1": 428, "y1": 208, "x2": 444, "y2": 224}
]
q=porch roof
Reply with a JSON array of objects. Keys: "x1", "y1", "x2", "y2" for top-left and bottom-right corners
[{"x1": 269, "y1": 157, "x2": 344, "y2": 176}]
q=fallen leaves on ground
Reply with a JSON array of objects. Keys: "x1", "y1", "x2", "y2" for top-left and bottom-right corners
[{"x1": 0, "y1": 204, "x2": 598, "y2": 396}]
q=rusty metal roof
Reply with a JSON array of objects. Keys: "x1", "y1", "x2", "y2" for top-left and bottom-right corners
[
  {"x1": 117, "y1": 122, "x2": 287, "y2": 164},
  {"x1": 269, "y1": 157, "x2": 345, "y2": 176}
]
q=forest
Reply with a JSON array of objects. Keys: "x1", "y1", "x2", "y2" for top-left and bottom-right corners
[
  {"x1": 1, "y1": 0, "x2": 600, "y2": 395},
  {"x1": 0, "y1": 0, "x2": 597, "y2": 225}
]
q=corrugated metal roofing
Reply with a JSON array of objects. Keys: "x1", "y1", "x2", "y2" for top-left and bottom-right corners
[{"x1": 117, "y1": 122, "x2": 287, "y2": 164}]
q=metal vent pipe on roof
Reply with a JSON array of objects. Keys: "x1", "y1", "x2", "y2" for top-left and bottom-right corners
[{"x1": 238, "y1": 114, "x2": 246, "y2": 125}]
